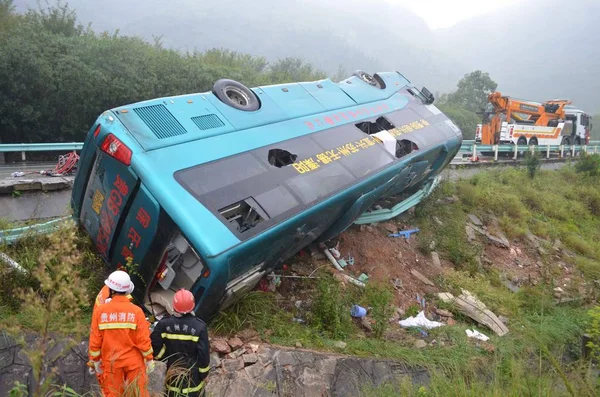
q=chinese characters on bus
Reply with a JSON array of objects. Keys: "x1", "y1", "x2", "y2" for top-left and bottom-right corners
[{"x1": 292, "y1": 118, "x2": 430, "y2": 175}]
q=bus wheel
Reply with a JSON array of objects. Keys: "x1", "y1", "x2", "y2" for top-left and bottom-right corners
[
  {"x1": 353, "y1": 70, "x2": 385, "y2": 89},
  {"x1": 212, "y1": 79, "x2": 260, "y2": 111}
]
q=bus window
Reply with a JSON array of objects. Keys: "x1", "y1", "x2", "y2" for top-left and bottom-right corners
[
  {"x1": 268, "y1": 149, "x2": 297, "y2": 168},
  {"x1": 396, "y1": 139, "x2": 419, "y2": 158},
  {"x1": 218, "y1": 197, "x2": 268, "y2": 233}
]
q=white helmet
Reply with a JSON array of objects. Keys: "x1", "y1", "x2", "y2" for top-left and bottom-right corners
[{"x1": 105, "y1": 270, "x2": 133, "y2": 293}]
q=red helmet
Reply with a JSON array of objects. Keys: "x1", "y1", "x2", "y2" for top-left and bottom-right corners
[{"x1": 173, "y1": 289, "x2": 195, "y2": 314}]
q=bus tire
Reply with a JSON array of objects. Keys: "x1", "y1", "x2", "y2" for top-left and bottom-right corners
[
  {"x1": 212, "y1": 79, "x2": 260, "y2": 111},
  {"x1": 353, "y1": 70, "x2": 385, "y2": 89}
]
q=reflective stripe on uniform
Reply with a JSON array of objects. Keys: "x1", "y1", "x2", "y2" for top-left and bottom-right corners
[
  {"x1": 160, "y1": 333, "x2": 199, "y2": 342},
  {"x1": 167, "y1": 381, "x2": 205, "y2": 394},
  {"x1": 98, "y1": 322, "x2": 137, "y2": 330},
  {"x1": 142, "y1": 347, "x2": 153, "y2": 357},
  {"x1": 156, "y1": 344, "x2": 167, "y2": 360},
  {"x1": 89, "y1": 350, "x2": 101, "y2": 357},
  {"x1": 198, "y1": 365, "x2": 210, "y2": 373}
]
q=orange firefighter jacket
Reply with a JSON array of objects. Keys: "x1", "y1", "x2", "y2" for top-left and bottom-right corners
[{"x1": 88, "y1": 295, "x2": 153, "y2": 368}]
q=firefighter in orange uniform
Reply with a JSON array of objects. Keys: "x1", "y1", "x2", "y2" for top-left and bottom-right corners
[
  {"x1": 89, "y1": 280, "x2": 135, "y2": 395},
  {"x1": 88, "y1": 270, "x2": 155, "y2": 397}
]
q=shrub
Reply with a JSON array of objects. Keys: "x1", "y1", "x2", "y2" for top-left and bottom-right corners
[
  {"x1": 362, "y1": 283, "x2": 395, "y2": 339},
  {"x1": 575, "y1": 154, "x2": 600, "y2": 176},
  {"x1": 524, "y1": 151, "x2": 541, "y2": 179},
  {"x1": 310, "y1": 275, "x2": 353, "y2": 339}
]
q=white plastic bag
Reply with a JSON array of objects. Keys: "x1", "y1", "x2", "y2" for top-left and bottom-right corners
[
  {"x1": 465, "y1": 329, "x2": 490, "y2": 341},
  {"x1": 399, "y1": 311, "x2": 445, "y2": 329}
]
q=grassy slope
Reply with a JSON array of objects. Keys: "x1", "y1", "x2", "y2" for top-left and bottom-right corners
[{"x1": 214, "y1": 160, "x2": 600, "y2": 396}]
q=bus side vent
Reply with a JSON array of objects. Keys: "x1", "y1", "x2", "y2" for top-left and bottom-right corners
[
  {"x1": 191, "y1": 114, "x2": 225, "y2": 131},
  {"x1": 133, "y1": 105, "x2": 188, "y2": 139}
]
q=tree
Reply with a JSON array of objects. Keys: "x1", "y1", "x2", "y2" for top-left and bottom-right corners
[
  {"x1": 437, "y1": 103, "x2": 480, "y2": 140},
  {"x1": 447, "y1": 70, "x2": 497, "y2": 113}
]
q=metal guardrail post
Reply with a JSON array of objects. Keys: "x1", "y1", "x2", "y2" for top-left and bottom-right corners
[
  {"x1": 560, "y1": 145, "x2": 564, "y2": 158},
  {"x1": 472, "y1": 144, "x2": 477, "y2": 158},
  {"x1": 513, "y1": 144, "x2": 518, "y2": 160},
  {"x1": 529, "y1": 145, "x2": 534, "y2": 155},
  {"x1": 21, "y1": 151, "x2": 26, "y2": 161},
  {"x1": 546, "y1": 145, "x2": 550, "y2": 159},
  {"x1": 584, "y1": 145, "x2": 588, "y2": 154},
  {"x1": 572, "y1": 145, "x2": 576, "y2": 157},
  {"x1": 494, "y1": 145, "x2": 498, "y2": 161}
]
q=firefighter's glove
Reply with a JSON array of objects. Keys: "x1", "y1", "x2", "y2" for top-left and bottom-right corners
[
  {"x1": 88, "y1": 360, "x2": 102, "y2": 375},
  {"x1": 146, "y1": 360, "x2": 156, "y2": 374}
]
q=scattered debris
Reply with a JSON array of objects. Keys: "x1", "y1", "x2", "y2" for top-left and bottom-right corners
[
  {"x1": 295, "y1": 342, "x2": 303, "y2": 348},
  {"x1": 431, "y1": 252, "x2": 442, "y2": 268},
  {"x1": 435, "y1": 309, "x2": 453, "y2": 318},
  {"x1": 438, "y1": 290, "x2": 509, "y2": 336},
  {"x1": 0, "y1": 251, "x2": 26, "y2": 274},
  {"x1": 466, "y1": 329, "x2": 490, "y2": 341},
  {"x1": 414, "y1": 340, "x2": 427, "y2": 349},
  {"x1": 357, "y1": 273, "x2": 369, "y2": 283},
  {"x1": 467, "y1": 214, "x2": 483, "y2": 226},
  {"x1": 433, "y1": 217, "x2": 443, "y2": 226},
  {"x1": 324, "y1": 249, "x2": 344, "y2": 272},
  {"x1": 465, "y1": 225, "x2": 476, "y2": 242},
  {"x1": 360, "y1": 317, "x2": 373, "y2": 332},
  {"x1": 410, "y1": 269, "x2": 436, "y2": 287},
  {"x1": 392, "y1": 278, "x2": 403, "y2": 290},
  {"x1": 399, "y1": 311, "x2": 445, "y2": 330},
  {"x1": 351, "y1": 304, "x2": 367, "y2": 318},
  {"x1": 388, "y1": 228, "x2": 420, "y2": 239},
  {"x1": 334, "y1": 341, "x2": 347, "y2": 349},
  {"x1": 467, "y1": 223, "x2": 510, "y2": 249},
  {"x1": 429, "y1": 241, "x2": 437, "y2": 250},
  {"x1": 498, "y1": 315, "x2": 509, "y2": 325}
]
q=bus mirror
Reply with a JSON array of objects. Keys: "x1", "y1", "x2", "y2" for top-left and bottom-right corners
[{"x1": 421, "y1": 87, "x2": 435, "y2": 105}]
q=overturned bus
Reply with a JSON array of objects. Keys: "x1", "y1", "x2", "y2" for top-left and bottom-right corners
[{"x1": 71, "y1": 70, "x2": 462, "y2": 321}]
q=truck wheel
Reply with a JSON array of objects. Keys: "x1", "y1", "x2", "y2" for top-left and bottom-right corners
[
  {"x1": 529, "y1": 137, "x2": 538, "y2": 146},
  {"x1": 561, "y1": 136, "x2": 571, "y2": 157},
  {"x1": 353, "y1": 70, "x2": 385, "y2": 89},
  {"x1": 212, "y1": 79, "x2": 260, "y2": 111},
  {"x1": 517, "y1": 136, "x2": 527, "y2": 157}
]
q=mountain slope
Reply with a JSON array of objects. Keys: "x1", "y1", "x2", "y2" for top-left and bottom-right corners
[{"x1": 436, "y1": 0, "x2": 600, "y2": 112}]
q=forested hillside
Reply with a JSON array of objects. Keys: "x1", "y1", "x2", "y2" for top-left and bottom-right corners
[{"x1": 0, "y1": 1, "x2": 326, "y2": 144}]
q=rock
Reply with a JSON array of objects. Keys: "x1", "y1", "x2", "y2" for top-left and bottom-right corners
[
  {"x1": 481, "y1": 342, "x2": 495, "y2": 353},
  {"x1": 465, "y1": 225, "x2": 476, "y2": 242},
  {"x1": 554, "y1": 287, "x2": 564, "y2": 293},
  {"x1": 467, "y1": 214, "x2": 483, "y2": 226},
  {"x1": 538, "y1": 246, "x2": 547, "y2": 256},
  {"x1": 397, "y1": 308, "x2": 406, "y2": 317},
  {"x1": 435, "y1": 309, "x2": 453, "y2": 318},
  {"x1": 366, "y1": 226, "x2": 374, "y2": 233},
  {"x1": 431, "y1": 252, "x2": 442, "y2": 268},
  {"x1": 228, "y1": 337, "x2": 244, "y2": 351},
  {"x1": 222, "y1": 357, "x2": 244, "y2": 372},
  {"x1": 414, "y1": 340, "x2": 427, "y2": 349},
  {"x1": 433, "y1": 216, "x2": 443, "y2": 226},
  {"x1": 410, "y1": 269, "x2": 435, "y2": 287},
  {"x1": 360, "y1": 317, "x2": 373, "y2": 332},
  {"x1": 334, "y1": 341, "x2": 347, "y2": 349},
  {"x1": 429, "y1": 241, "x2": 436, "y2": 250},
  {"x1": 210, "y1": 352, "x2": 221, "y2": 369},
  {"x1": 245, "y1": 362, "x2": 265, "y2": 378},
  {"x1": 210, "y1": 338, "x2": 231, "y2": 354},
  {"x1": 226, "y1": 347, "x2": 247, "y2": 359},
  {"x1": 243, "y1": 353, "x2": 258, "y2": 365},
  {"x1": 384, "y1": 223, "x2": 397, "y2": 234},
  {"x1": 553, "y1": 239, "x2": 563, "y2": 251},
  {"x1": 447, "y1": 318, "x2": 457, "y2": 326},
  {"x1": 295, "y1": 342, "x2": 303, "y2": 348},
  {"x1": 237, "y1": 328, "x2": 260, "y2": 343}
]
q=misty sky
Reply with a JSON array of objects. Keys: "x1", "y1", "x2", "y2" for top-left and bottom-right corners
[{"x1": 391, "y1": 0, "x2": 522, "y2": 29}]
